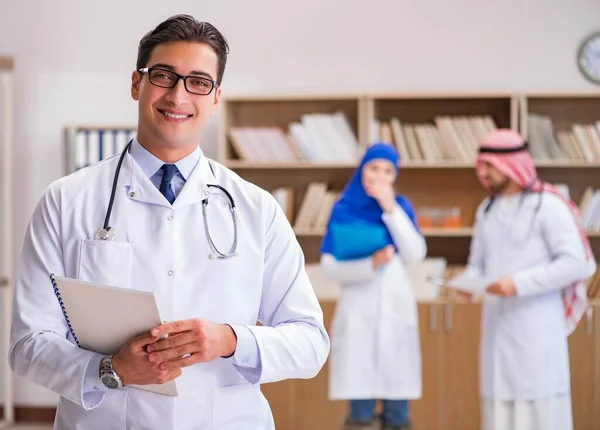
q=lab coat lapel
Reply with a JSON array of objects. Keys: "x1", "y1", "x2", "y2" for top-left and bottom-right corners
[
  {"x1": 172, "y1": 153, "x2": 212, "y2": 208},
  {"x1": 114, "y1": 149, "x2": 212, "y2": 207},
  {"x1": 118, "y1": 151, "x2": 174, "y2": 207}
]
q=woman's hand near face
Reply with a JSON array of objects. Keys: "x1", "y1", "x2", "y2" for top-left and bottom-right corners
[{"x1": 364, "y1": 181, "x2": 397, "y2": 213}]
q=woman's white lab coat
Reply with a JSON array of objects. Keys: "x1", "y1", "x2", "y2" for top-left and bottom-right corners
[
  {"x1": 9, "y1": 150, "x2": 329, "y2": 430},
  {"x1": 321, "y1": 207, "x2": 426, "y2": 400}
]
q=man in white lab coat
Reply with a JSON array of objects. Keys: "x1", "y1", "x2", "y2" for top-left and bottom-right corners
[
  {"x1": 8, "y1": 14, "x2": 329, "y2": 430},
  {"x1": 452, "y1": 129, "x2": 595, "y2": 430}
]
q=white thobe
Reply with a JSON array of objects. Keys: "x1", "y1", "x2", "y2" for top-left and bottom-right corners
[{"x1": 454, "y1": 192, "x2": 594, "y2": 430}]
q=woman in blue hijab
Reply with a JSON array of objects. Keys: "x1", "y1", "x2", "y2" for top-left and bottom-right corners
[{"x1": 320, "y1": 143, "x2": 427, "y2": 430}]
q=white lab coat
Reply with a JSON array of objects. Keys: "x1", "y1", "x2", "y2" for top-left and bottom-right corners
[
  {"x1": 455, "y1": 192, "x2": 595, "y2": 430},
  {"x1": 9, "y1": 149, "x2": 330, "y2": 430},
  {"x1": 321, "y1": 207, "x2": 426, "y2": 400}
]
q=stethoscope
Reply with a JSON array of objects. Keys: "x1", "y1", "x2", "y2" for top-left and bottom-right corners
[{"x1": 95, "y1": 140, "x2": 239, "y2": 260}]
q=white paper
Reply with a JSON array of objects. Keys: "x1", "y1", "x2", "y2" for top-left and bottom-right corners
[
  {"x1": 427, "y1": 274, "x2": 489, "y2": 296},
  {"x1": 446, "y1": 277, "x2": 489, "y2": 295}
]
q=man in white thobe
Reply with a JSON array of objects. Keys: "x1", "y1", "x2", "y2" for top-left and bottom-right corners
[{"x1": 451, "y1": 129, "x2": 595, "y2": 430}]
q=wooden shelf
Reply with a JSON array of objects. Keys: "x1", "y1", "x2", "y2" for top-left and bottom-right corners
[
  {"x1": 520, "y1": 92, "x2": 600, "y2": 138},
  {"x1": 218, "y1": 92, "x2": 600, "y2": 264},
  {"x1": 422, "y1": 227, "x2": 473, "y2": 237},
  {"x1": 225, "y1": 161, "x2": 356, "y2": 170},
  {"x1": 218, "y1": 95, "x2": 365, "y2": 162},
  {"x1": 295, "y1": 227, "x2": 600, "y2": 238},
  {"x1": 222, "y1": 93, "x2": 362, "y2": 102},
  {"x1": 368, "y1": 93, "x2": 518, "y2": 131},
  {"x1": 535, "y1": 162, "x2": 600, "y2": 168},
  {"x1": 226, "y1": 161, "x2": 600, "y2": 170},
  {"x1": 294, "y1": 227, "x2": 475, "y2": 237}
]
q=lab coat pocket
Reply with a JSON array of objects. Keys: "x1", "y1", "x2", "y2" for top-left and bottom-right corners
[
  {"x1": 55, "y1": 389, "x2": 127, "y2": 430},
  {"x1": 212, "y1": 383, "x2": 268, "y2": 429},
  {"x1": 78, "y1": 239, "x2": 132, "y2": 289}
]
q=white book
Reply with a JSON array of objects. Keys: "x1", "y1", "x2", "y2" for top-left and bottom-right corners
[
  {"x1": 50, "y1": 274, "x2": 178, "y2": 397},
  {"x1": 87, "y1": 130, "x2": 100, "y2": 167},
  {"x1": 115, "y1": 130, "x2": 129, "y2": 154},
  {"x1": 75, "y1": 130, "x2": 87, "y2": 170},
  {"x1": 102, "y1": 130, "x2": 116, "y2": 159}
]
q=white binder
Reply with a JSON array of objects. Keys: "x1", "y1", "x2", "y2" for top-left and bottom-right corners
[{"x1": 50, "y1": 274, "x2": 178, "y2": 396}]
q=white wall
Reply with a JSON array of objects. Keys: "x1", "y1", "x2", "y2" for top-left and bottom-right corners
[{"x1": 0, "y1": 0, "x2": 598, "y2": 406}]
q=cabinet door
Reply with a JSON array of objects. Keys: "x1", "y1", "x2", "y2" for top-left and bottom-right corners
[
  {"x1": 293, "y1": 300, "x2": 348, "y2": 430},
  {"x1": 261, "y1": 379, "x2": 295, "y2": 430},
  {"x1": 569, "y1": 304, "x2": 600, "y2": 430},
  {"x1": 410, "y1": 302, "x2": 442, "y2": 430},
  {"x1": 439, "y1": 301, "x2": 482, "y2": 430}
]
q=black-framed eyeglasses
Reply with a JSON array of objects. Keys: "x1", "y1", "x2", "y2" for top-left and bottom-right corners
[{"x1": 138, "y1": 67, "x2": 217, "y2": 96}]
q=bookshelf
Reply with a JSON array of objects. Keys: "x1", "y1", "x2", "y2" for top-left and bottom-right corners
[
  {"x1": 0, "y1": 56, "x2": 13, "y2": 427},
  {"x1": 218, "y1": 93, "x2": 509, "y2": 264},
  {"x1": 217, "y1": 91, "x2": 600, "y2": 267},
  {"x1": 519, "y1": 92, "x2": 600, "y2": 261},
  {"x1": 63, "y1": 125, "x2": 137, "y2": 174}
]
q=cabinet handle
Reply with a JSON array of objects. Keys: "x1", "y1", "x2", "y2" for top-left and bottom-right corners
[
  {"x1": 429, "y1": 304, "x2": 437, "y2": 332},
  {"x1": 586, "y1": 307, "x2": 594, "y2": 336},
  {"x1": 444, "y1": 302, "x2": 453, "y2": 332}
]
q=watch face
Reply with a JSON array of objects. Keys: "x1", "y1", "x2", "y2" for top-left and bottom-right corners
[
  {"x1": 578, "y1": 32, "x2": 600, "y2": 84},
  {"x1": 101, "y1": 374, "x2": 120, "y2": 389}
]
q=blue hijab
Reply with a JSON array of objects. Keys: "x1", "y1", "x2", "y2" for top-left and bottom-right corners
[{"x1": 320, "y1": 143, "x2": 419, "y2": 260}]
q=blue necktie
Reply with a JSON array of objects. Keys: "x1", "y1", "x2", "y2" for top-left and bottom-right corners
[{"x1": 159, "y1": 164, "x2": 178, "y2": 204}]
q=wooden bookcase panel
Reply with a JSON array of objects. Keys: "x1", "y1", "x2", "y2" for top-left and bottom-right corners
[
  {"x1": 522, "y1": 94, "x2": 600, "y2": 134},
  {"x1": 220, "y1": 96, "x2": 362, "y2": 161},
  {"x1": 217, "y1": 92, "x2": 600, "y2": 269},
  {"x1": 370, "y1": 94, "x2": 517, "y2": 129}
]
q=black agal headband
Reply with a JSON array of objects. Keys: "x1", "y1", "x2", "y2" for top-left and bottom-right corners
[{"x1": 478, "y1": 142, "x2": 529, "y2": 154}]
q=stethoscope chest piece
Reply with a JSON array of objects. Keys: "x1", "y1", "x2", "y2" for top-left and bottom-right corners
[{"x1": 95, "y1": 228, "x2": 116, "y2": 241}]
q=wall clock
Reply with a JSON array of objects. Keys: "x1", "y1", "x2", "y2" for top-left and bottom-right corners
[{"x1": 578, "y1": 31, "x2": 600, "y2": 84}]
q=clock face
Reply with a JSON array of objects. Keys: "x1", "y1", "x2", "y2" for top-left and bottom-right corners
[{"x1": 578, "y1": 32, "x2": 600, "y2": 84}]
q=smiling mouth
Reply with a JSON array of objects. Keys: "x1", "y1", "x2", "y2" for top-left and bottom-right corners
[{"x1": 157, "y1": 109, "x2": 193, "y2": 120}]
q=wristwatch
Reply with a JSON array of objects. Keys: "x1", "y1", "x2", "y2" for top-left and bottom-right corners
[{"x1": 100, "y1": 356, "x2": 123, "y2": 389}]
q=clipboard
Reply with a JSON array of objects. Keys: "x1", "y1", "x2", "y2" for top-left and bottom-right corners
[
  {"x1": 427, "y1": 274, "x2": 488, "y2": 296},
  {"x1": 50, "y1": 274, "x2": 178, "y2": 396}
]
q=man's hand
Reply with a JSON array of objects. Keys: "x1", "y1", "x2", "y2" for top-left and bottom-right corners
[
  {"x1": 110, "y1": 331, "x2": 182, "y2": 386},
  {"x1": 364, "y1": 181, "x2": 396, "y2": 213},
  {"x1": 486, "y1": 275, "x2": 516, "y2": 297},
  {"x1": 372, "y1": 245, "x2": 394, "y2": 269},
  {"x1": 145, "y1": 319, "x2": 238, "y2": 371}
]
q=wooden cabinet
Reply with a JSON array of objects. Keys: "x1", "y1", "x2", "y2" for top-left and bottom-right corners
[
  {"x1": 409, "y1": 302, "x2": 443, "y2": 429},
  {"x1": 409, "y1": 301, "x2": 481, "y2": 430},
  {"x1": 437, "y1": 301, "x2": 481, "y2": 430},
  {"x1": 568, "y1": 304, "x2": 600, "y2": 430},
  {"x1": 262, "y1": 300, "x2": 600, "y2": 430},
  {"x1": 260, "y1": 300, "x2": 347, "y2": 430}
]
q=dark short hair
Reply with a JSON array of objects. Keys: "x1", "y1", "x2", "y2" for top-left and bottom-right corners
[{"x1": 137, "y1": 14, "x2": 229, "y2": 86}]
